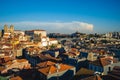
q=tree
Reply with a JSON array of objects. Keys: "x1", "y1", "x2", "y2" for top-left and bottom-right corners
[{"x1": 50, "y1": 44, "x2": 56, "y2": 50}]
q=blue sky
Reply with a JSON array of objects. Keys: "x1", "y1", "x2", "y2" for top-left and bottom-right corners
[{"x1": 0, "y1": 0, "x2": 120, "y2": 33}]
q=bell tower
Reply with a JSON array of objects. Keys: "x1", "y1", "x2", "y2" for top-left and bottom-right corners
[
  {"x1": 10, "y1": 24, "x2": 14, "y2": 34},
  {"x1": 4, "y1": 24, "x2": 8, "y2": 33}
]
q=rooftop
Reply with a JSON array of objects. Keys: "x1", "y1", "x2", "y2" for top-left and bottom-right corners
[
  {"x1": 107, "y1": 66, "x2": 120, "y2": 80},
  {"x1": 81, "y1": 75, "x2": 102, "y2": 80},
  {"x1": 25, "y1": 30, "x2": 46, "y2": 32},
  {"x1": 72, "y1": 68, "x2": 95, "y2": 80},
  {"x1": 38, "y1": 61, "x2": 74, "y2": 75},
  {"x1": 10, "y1": 76, "x2": 22, "y2": 80},
  {"x1": 90, "y1": 56, "x2": 118, "y2": 67},
  {"x1": 75, "y1": 68, "x2": 95, "y2": 76},
  {"x1": 37, "y1": 61, "x2": 55, "y2": 68}
]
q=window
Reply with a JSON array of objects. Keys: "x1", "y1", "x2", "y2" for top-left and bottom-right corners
[{"x1": 109, "y1": 66, "x2": 111, "y2": 72}]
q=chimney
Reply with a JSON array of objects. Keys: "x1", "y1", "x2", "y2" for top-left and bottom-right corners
[{"x1": 55, "y1": 63, "x2": 60, "y2": 72}]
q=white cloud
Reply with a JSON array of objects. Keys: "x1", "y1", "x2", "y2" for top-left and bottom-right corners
[{"x1": 0, "y1": 21, "x2": 94, "y2": 33}]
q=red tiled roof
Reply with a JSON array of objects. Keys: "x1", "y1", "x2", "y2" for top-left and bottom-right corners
[
  {"x1": 10, "y1": 76, "x2": 22, "y2": 80},
  {"x1": 49, "y1": 38, "x2": 57, "y2": 41},
  {"x1": 90, "y1": 56, "x2": 118, "y2": 67},
  {"x1": 64, "y1": 52, "x2": 76, "y2": 57},
  {"x1": 75, "y1": 68, "x2": 95, "y2": 76},
  {"x1": 38, "y1": 61, "x2": 74, "y2": 75},
  {"x1": 100, "y1": 57, "x2": 117, "y2": 66},
  {"x1": 42, "y1": 36, "x2": 47, "y2": 38},
  {"x1": 0, "y1": 67, "x2": 5, "y2": 72},
  {"x1": 4, "y1": 34, "x2": 10, "y2": 37},
  {"x1": 26, "y1": 47, "x2": 41, "y2": 52},
  {"x1": 81, "y1": 75, "x2": 102, "y2": 80},
  {"x1": 0, "y1": 56, "x2": 12, "y2": 63},
  {"x1": 37, "y1": 61, "x2": 56, "y2": 68},
  {"x1": 16, "y1": 59, "x2": 28, "y2": 63}
]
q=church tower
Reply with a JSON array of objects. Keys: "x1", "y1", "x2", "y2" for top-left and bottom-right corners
[
  {"x1": 10, "y1": 24, "x2": 14, "y2": 34},
  {"x1": 4, "y1": 24, "x2": 8, "y2": 33}
]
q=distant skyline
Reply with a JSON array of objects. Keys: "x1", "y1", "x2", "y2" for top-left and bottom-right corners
[{"x1": 0, "y1": 0, "x2": 120, "y2": 33}]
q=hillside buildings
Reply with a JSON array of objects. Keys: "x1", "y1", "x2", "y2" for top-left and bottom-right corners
[{"x1": 0, "y1": 24, "x2": 120, "y2": 80}]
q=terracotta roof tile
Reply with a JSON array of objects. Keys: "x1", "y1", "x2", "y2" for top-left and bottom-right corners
[
  {"x1": 4, "y1": 61, "x2": 13, "y2": 65},
  {"x1": 100, "y1": 57, "x2": 118, "y2": 66},
  {"x1": 76, "y1": 68, "x2": 95, "y2": 76},
  {"x1": 0, "y1": 67, "x2": 5, "y2": 72},
  {"x1": 0, "y1": 56, "x2": 12, "y2": 63},
  {"x1": 16, "y1": 59, "x2": 28, "y2": 63},
  {"x1": 38, "y1": 61, "x2": 74, "y2": 75},
  {"x1": 81, "y1": 75, "x2": 102, "y2": 80},
  {"x1": 42, "y1": 36, "x2": 47, "y2": 38},
  {"x1": 49, "y1": 38, "x2": 57, "y2": 41},
  {"x1": 37, "y1": 61, "x2": 55, "y2": 68},
  {"x1": 10, "y1": 76, "x2": 22, "y2": 80},
  {"x1": 90, "y1": 56, "x2": 118, "y2": 67}
]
